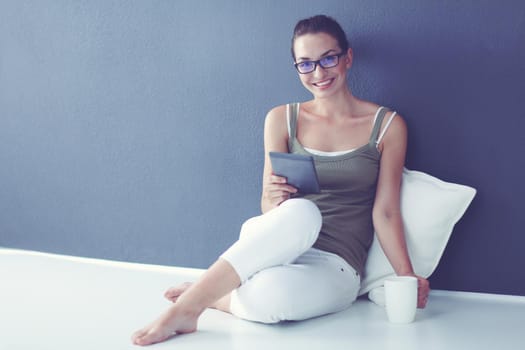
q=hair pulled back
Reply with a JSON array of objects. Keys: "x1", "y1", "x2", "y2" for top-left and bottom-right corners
[{"x1": 291, "y1": 15, "x2": 349, "y2": 61}]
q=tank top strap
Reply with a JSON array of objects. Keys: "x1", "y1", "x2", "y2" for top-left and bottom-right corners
[
  {"x1": 287, "y1": 102, "x2": 299, "y2": 151},
  {"x1": 369, "y1": 107, "x2": 390, "y2": 145}
]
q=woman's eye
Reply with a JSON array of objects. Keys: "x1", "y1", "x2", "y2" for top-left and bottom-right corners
[
  {"x1": 298, "y1": 61, "x2": 314, "y2": 69},
  {"x1": 321, "y1": 56, "x2": 337, "y2": 65}
]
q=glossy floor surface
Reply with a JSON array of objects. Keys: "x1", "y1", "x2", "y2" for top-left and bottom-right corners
[{"x1": 1, "y1": 248, "x2": 523, "y2": 350}]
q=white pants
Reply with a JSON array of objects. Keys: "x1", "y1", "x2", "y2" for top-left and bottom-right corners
[{"x1": 220, "y1": 198, "x2": 360, "y2": 324}]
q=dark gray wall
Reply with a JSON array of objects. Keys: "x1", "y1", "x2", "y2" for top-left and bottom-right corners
[{"x1": 1, "y1": 1, "x2": 524, "y2": 296}]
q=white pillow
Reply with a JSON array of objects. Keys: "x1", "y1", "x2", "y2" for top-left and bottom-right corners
[{"x1": 359, "y1": 168, "x2": 476, "y2": 299}]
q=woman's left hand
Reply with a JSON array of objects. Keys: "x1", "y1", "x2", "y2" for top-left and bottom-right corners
[
  {"x1": 399, "y1": 273, "x2": 429, "y2": 308},
  {"x1": 414, "y1": 275, "x2": 430, "y2": 308}
]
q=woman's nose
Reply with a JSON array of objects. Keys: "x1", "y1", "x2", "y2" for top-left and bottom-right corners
[{"x1": 312, "y1": 64, "x2": 327, "y2": 77}]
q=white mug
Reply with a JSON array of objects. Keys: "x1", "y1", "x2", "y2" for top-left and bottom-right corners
[{"x1": 384, "y1": 276, "x2": 418, "y2": 323}]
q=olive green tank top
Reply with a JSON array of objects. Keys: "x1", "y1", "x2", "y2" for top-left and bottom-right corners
[{"x1": 287, "y1": 103, "x2": 390, "y2": 276}]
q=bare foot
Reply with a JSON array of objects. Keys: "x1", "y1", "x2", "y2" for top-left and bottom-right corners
[
  {"x1": 133, "y1": 258, "x2": 240, "y2": 345},
  {"x1": 131, "y1": 304, "x2": 200, "y2": 346},
  {"x1": 164, "y1": 282, "x2": 193, "y2": 303}
]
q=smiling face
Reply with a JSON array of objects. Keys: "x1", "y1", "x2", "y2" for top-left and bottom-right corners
[{"x1": 293, "y1": 32, "x2": 352, "y2": 99}]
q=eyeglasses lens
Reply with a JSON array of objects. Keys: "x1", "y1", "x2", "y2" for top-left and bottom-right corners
[
  {"x1": 320, "y1": 55, "x2": 338, "y2": 68},
  {"x1": 295, "y1": 54, "x2": 341, "y2": 74},
  {"x1": 297, "y1": 62, "x2": 315, "y2": 73}
]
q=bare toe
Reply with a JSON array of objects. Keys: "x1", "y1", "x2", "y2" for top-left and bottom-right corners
[
  {"x1": 131, "y1": 304, "x2": 199, "y2": 346},
  {"x1": 134, "y1": 328, "x2": 173, "y2": 346},
  {"x1": 131, "y1": 329, "x2": 148, "y2": 345}
]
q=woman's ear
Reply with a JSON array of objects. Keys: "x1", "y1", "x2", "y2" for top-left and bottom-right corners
[{"x1": 345, "y1": 48, "x2": 353, "y2": 69}]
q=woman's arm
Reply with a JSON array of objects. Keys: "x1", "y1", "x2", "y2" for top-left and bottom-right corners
[
  {"x1": 260, "y1": 105, "x2": 298, "y2": 214},
  {"x1": 372, "y1": 113, "x2": 430, "y2": 308}
]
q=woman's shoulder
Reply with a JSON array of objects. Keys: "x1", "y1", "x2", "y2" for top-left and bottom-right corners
[
  {"x1": 355, "y1": 99, "x2": 407, "y2": 145},
  {"x1": 356, "y1": 99, "x2": 405, "y2": 124},
  {"x1": 264, "y1": 104, "x2": 289, "y2": 134},
  {"x1": 266, "y1": 103, "x2": 287, "y2": 116},
  {"x1": 265, "y1": 103, "x2": 296, "y2": 124},
  {"x1": 263, "y1": 104, "x2": 292, "y2": 146}
]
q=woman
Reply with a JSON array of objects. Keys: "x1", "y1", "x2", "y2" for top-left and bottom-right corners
[{"x1": 132, "y1": 14, "x2": 430, "y2": 346}]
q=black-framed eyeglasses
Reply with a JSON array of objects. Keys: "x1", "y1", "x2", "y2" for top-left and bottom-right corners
[{"x1": 294, "y1": 53, "x2": 346, "y2": 74}]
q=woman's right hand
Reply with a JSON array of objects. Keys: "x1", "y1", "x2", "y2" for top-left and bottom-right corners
[{"x1": 261, "y1": 174, "x2": 298, "y2": 212}]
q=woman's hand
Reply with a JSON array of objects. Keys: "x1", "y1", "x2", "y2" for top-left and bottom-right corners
[
  {"x1": 416, "y1": 275, "x2": 430, "y2": 308},
  {"x1": 397, "y1": 273, "x2": 430, "y2": 308},
  {"x1": 406, "y1": 274, "x2": 430, "y2": 308},
  {"x1": 261, "y1": 174, "x2": 297, "y2": 212}
]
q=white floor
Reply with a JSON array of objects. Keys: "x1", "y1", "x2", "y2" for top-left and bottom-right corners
[{"x1": 1, "y1": 248, "x2": 523, "y2": 350}]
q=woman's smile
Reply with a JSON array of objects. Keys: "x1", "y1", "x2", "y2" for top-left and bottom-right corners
[{"x1": 313, "y1": 78, "x2": 335, "y2": 88}]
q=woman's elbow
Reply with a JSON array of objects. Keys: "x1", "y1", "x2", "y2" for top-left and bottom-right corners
[{"x1": 372, "y1": 205, "x2": 401, "y2": 227}]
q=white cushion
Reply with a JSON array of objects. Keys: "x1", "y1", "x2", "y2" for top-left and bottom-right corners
[{"x1": 359, "y1": 168, "x2": 476, "y2": 300}]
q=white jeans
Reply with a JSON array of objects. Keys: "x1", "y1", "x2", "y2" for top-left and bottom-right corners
[{"x1": 220, "y1": 198, "x2": 360, "y2": 324}]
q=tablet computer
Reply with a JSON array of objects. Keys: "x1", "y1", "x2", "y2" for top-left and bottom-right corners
[{"x1": 269, "y1": 152, "x2": 320, "y2": 194}]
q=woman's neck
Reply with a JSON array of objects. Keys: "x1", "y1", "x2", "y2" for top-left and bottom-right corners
[{"x1": 310, "y1": 89, "x2": 360, "y2": 119}]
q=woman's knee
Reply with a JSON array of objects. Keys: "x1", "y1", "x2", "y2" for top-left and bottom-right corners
[
  {"x1": 282, "y1": 198, "x2": 321, "y2": 216},
  {"x1": 238, "y1": 215, "x2": 261, "y2": 240},
  {"x1": 238, "y1": 198, "x2": 321, "y2": 244},
  {"x1": 279, "y1": 198, "x2": 322, "y2": 245}
]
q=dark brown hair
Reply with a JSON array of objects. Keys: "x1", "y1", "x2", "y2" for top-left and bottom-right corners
[{"x1": 291, "y1": 15, "x2": 349, "y2": 61}]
